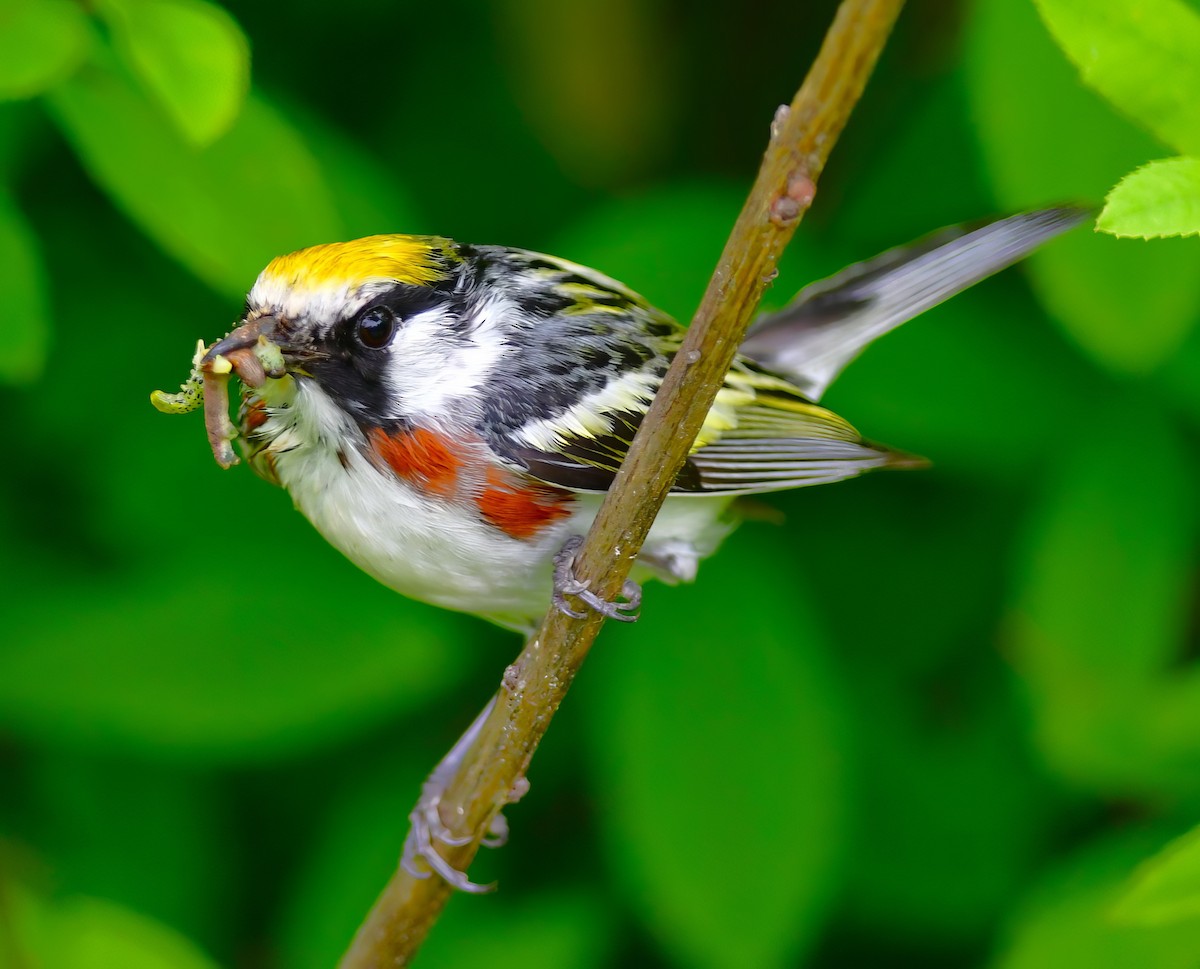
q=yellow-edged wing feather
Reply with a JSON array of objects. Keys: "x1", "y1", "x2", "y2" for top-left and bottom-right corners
[{"x1": 499, "y1": 349, "x2": 918, "y2": 495}]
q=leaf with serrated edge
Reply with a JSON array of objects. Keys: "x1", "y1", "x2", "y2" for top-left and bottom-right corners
[
  {"x1": 966, "y1": 0, "x2": 1200, "y2": 373},
  {"x1": 1099, "y1": 157, "x2": 1200, "y2": 239}
]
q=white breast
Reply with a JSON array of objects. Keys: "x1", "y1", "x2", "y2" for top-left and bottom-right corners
[{"x1": 250, "y1": 377, "x2": 738, "y2": 631}]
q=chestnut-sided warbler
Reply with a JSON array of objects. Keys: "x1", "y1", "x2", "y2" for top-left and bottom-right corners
[{"x1": 155, "y1": 208, "x2": 1085, "y2": 633}]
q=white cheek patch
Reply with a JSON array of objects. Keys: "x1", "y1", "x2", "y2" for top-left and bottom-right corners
[{"x1": 385, "y1": 298, "x2": 511, "y2": 418}]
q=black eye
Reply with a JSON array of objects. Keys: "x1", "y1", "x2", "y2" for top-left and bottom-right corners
[{"x1": 354, "y1": 306, "x2": 397, "y2": 349}]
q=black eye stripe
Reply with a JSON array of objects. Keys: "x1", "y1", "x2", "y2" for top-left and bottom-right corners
[{"x1": 305, "y1": 279, "x2": 468, "y2": 423}]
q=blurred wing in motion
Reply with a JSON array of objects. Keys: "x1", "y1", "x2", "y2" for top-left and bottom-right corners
[{"x1": 740, "y1": 205, "x2": 1093, "y2": 401}]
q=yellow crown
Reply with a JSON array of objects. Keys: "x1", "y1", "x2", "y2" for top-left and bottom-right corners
[{"x1": 260, "y1": 234, "x2": 456, "y2": 291}]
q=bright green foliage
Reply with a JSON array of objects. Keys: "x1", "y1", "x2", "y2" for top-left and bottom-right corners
[
  {"x1": 1032, "y1": 0, "x2": 1200, "y2": 249},
  {"x1": 1034, "y1": 0, "x2": 1200, "y2": 155},
  {"x1": 3, "y1": 886, "x2": 222, "y2": 969},
  {"x1": 0, "y1": 0, "x2": 89, "y2": 100},
  {"x1": 98, "y1": 0, "x2": 250, "y2": 147},
  {"x1": 993, "y1": 831, "x2": 1200, "y2": 969},
  {"x1": 3, "y1": 1, "x2": 1200, "y2": 968},
  {"x1": 47, "y1": 71, "x2": 342, "y2": 297},
  {"x1": 0, "y1": 565, "x2": 470, "y2": 761},
  {"x1": 1099, "y1": 157, "x2": 1200, "y2": 238},
  {"x1": 1113, "y1": 825, "x2": 1200, "y2": 927},
  {"x1": 966, "y1": 0, "x2": 1200, "y2": 374},
  {"x1": 56, "y1": 897, "x2": 223, "y2": 969}
]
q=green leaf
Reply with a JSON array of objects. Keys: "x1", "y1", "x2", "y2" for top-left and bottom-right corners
[
  {"x1": 582, "y1": 528, "x2": 847, "y2": 969},
  {"x1": 57, "y1": 896, "x2": 221, "y2": 969},
  {"x1": 0, "y1": 0, "x2": 89, "y2": 100},
  {"x1": 0, "y1": 190, "x2": 50, "y2": 383},
  {"x1": 98, "y1": 0, "x2": 249, "y2": 146},
  {"x1": 1099, "y1": 157, "x2": 1200, "y2": 238},
  {"x1": 0, "y1": 561, "x2": 470, "y2": 762},
  {"x1": 4, "y1": 886, "x2": 220, "y2": 969},
  {"x1": 993, "y1": 829, "x2": 1200, "y2": 969},
  {"x1": 1114, "y1": 826, "x2": 1200, "y2": 926},
  {"x1": 1034, "y1": 0, "x2": 1200, "y2": 156},
  {"x1": 1005, "y1": 398, "x2": 1196, "y2": 794},
  {"x1": 966, "y1": 0, "x2": 1200, "y2": 373},
  {"x1": 46, "y1": 62, "x2": 343, "y2": 297}
]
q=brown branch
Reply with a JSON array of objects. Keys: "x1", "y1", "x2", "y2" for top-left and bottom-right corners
[{"x1": 339, "y1": 1, "x2": 905, "y2": 965}]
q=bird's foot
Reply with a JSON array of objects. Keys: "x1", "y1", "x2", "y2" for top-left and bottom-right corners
[
  {"x1": 400, "y1": 695, "x2": 522, "y2": 893},
  {"x1": 552, "y1": 535, "x2": 642, "y2": 622}
]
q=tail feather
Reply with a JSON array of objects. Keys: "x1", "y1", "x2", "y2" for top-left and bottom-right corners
[{"x1": 740, "y1": 205, "x2": 1093, "y2": 401}]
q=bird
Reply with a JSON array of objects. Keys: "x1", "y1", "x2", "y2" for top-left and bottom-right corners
[
  {"x1": 160, "y1": 207, "x2": 1086, "y2": 635},
  {"x1": 152, "y1": 205, "x2": 1088, "y2": 891}
]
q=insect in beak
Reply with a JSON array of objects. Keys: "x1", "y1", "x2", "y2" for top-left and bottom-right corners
[
  {"x1": 151, "y1": 315, "x2": 288, "y2": 469},
  {"x1": 201, "y1": 315, "x2": 283, "y2": 382}
]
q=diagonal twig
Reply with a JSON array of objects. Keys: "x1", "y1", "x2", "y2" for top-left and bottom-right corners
[{"x1": 339, "y1": 1, "x2": 906, "y2": 964}]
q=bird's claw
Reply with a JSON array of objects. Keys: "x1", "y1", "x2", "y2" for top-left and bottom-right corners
[
  {"x1": 552, "y1": 536, "x2": 642, "y2": 622},
  {"x1": 400, "y1": 786, "x2": 507, "y2": 893},
  {"x1": 399, "y1": 695, "x2": 516, "y2": 894},
  {"x1": 400, "y1": 787, "x2": 496, "y2": 894}
]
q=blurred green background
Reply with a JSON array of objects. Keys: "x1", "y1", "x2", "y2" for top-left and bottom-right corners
[{"x1": 4, "y1": 0, "x2": 1200, "y2": 966}]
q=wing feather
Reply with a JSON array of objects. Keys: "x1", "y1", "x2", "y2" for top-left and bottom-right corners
[
  {"x1": 495, "y1": 358, "x2": 914, "y2": 496},
  {"x1": 740, "y1": 206, "x2": 1091, "y2": 400},
  {"x1": 481, "y1": 243, "x2": 926, "y2": 496}
]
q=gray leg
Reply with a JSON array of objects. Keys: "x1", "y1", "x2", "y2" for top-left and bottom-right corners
[
  {"x1": 552, "y1": 536, "x2": 642, "y2": 622},
  {"x1": 400, "y1": 694, "x2": 516, "y2": 893}
]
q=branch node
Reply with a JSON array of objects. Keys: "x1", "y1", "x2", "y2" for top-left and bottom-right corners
[
  {"x1": 769, "y1": 196, "x2": 802, "y2": 226},
  {"x1": 770, "y1": 103, "x2": 791, "y2": 140},
  {"x1": 787, "y1": 170, "x2": 817, "y2": 207},
  {"x1": 770, "y1": 170, "x2": 818, "y2": 226}
]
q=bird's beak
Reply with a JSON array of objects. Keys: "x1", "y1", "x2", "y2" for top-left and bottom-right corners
[
  {"x1": 192, "y1": 315, "x2": 289, "y2": 469},
  {"x1": 200, "y1": 315, "x2": 286, "y2": 389}
]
